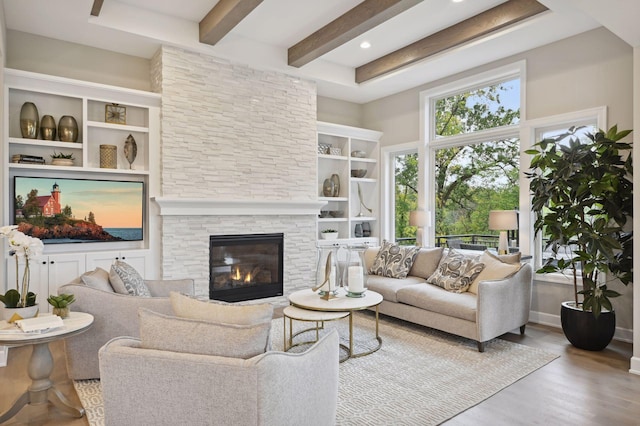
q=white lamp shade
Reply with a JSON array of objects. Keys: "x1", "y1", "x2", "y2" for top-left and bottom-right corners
[
  {"x1": 409, "y1": 210, "x2": 428, "y2": 227},
  {"x1": 488, "y1": 210, "x2": 518, "y2": 231}
]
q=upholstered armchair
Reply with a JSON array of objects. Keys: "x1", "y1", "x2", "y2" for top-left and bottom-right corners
[
  {"x1": 99, "y1": 330, "x2": 340, "y2": 426},
  {"x1": 58, "y1": 275, "x2": 194, "y2": 380}
]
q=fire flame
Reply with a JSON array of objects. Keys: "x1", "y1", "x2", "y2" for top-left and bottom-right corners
[{"x1": 244, "y1": 272, "x2": 252, "y2": 283}]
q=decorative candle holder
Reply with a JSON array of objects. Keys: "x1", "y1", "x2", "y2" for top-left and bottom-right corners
[{"x1": 344, "y1": 245, "x2": 368, "y2": 297}]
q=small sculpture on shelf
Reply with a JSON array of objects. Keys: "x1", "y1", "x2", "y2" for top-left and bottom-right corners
[
  {"x1": 124, "y1": 134, "x2": 137, "y2": 169},
  {"x1": 356, "y1": 183, "x2": 373, "y2": 217}
]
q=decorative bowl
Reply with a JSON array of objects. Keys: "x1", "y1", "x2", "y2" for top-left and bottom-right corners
[
  {"x1": 329, "y1": 210, "x2": 344, "y2": 218},
  {"x1": 319, "y1": 211, "x2": 330, "y2": 218},
  {"x1": 351, "y1": 169, "x2": 367, "y2": 178},
  {"x1": 351, "y1": 150, "x2": 366, "y2": 158}
]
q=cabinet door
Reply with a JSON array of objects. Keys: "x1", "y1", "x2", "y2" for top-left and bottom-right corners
[
  {"x1": 47, "y1": 253, "x2": 87, "y2": 298},
  {"x1": 85, "y1": 250, "x2": 149, "y2": 277},
  {"x1": 5, "y1": 256, "x2": 48, "y2": 301},
  {"x1": 118, "y1": 250, "x2": 150, "y2": 278},
  {"x1": 6, "y1": 254, "x2": 85, "y2": 313},
  {"x1": 85, "y1": 251, "x2": 121, "y2": 272}
]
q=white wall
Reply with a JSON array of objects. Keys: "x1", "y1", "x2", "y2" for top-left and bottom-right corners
[
  {"x1": 317, "y1": 96, "x2": 363, "y2": 127},
  {"x1": 6, "y1": 30, "x2": 150, "y2": 91},
  {"x1": 361, "y1": 27, "x2": 635, "y2": 338}
]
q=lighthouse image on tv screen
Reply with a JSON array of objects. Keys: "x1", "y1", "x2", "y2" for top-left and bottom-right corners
[{"x1": 13, "y1": 176, "x2": 144, "y2": 244}]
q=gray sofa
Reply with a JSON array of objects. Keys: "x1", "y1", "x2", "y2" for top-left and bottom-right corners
[
  {"x1": 99, "y1": 330, "x2": 339, "y2": 426},
  {"x1": 58, "y1": 275, "x2": 195, "y2": 380},
  {"x1": 364, "y1": 246, "x2": 532, "y2": 351}
]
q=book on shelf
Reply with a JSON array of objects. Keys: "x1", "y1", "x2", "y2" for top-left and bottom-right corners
[
  {"x1": 12, "y1": 154, "x2": 45, "y2": 164},
  {"x1": 12, "y1": 154, "x2": 45, "y2": 160}
]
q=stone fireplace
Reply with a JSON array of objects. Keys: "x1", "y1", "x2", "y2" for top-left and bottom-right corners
[
  {"x1": 151, "y1": 46, "x2": 320, "y2": 301},
  {"x1": 209, "y1": 233, "x2": 283, "y2": 302}
]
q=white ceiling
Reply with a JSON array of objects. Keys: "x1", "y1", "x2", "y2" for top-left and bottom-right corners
[{"x1": 2, "y1": 0, "x2": 638, "y2": 104}]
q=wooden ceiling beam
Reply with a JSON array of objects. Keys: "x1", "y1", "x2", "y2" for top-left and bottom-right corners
[
  {"x1": 288, "y1": 0, "x2": 423, "y2": 68},
  {"x1": 90, "y1": 0, "x2": 104, "y2": 17},
  {"x1": 200, "y1": 0, "x2": 264, "y2": 46},
  {"x1": 355, "y1": 0, "x2": 548, "y2": 83}
]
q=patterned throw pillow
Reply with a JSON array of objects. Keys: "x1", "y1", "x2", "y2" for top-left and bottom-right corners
[
  {"x1": 109, "y1": 260, "x2": 151, "y2": 297},
  {"x1": 369, "y1": 240, "x2": 420, "y2": 279},
  {"x1": 426, "y1": 249, "x2": 485, "y2": 293}
]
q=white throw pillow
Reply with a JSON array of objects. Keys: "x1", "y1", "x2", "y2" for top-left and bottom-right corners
[
  {"x1": 80, "y1": 267, "x2": 114, "y2": 292},
  {"x1": 467, "y1": 250, "x2": 521, "y2": 294},
  {"x1": 109, "y1": 261, "x2": 151, "y2": 297},
  {"x1": 138, "y1": 308, "x2": 271, "y2": 359},
  {"x1": 170, "y1": 292, "x2": 273, "y2": 326}
]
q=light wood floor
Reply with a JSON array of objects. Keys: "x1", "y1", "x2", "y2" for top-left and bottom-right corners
[{"x1": 1, "y1": 320, "x2": 639, "y2": 425}]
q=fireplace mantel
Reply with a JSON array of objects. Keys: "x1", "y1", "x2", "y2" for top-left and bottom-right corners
[{"x1": 152, "y1": 197, "x2": 327, "y2": 216}]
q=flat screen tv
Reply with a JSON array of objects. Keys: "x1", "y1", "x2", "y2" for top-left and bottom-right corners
[{"x1": 13, "y1": 176, "x2": 144, "y2": 244}]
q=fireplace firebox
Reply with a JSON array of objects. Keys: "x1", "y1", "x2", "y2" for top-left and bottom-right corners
[{"x1": 209, "y1": 233, "x2": 284, "y2": 302}]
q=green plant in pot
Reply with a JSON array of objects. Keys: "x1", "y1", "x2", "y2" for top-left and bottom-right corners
[
  {"x1": 526, "y1": 125, "x2": 633, "y2": 350},
  {"x1": 47, "y1": 293, "x2": 75, "y2": 318},
  {"x1": 0, "y1": 225, "x2": 44, "y2": 322}
]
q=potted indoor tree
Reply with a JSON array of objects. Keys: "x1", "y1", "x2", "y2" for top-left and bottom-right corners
[{"x1": 526, "y1": 125, "x2": 633, "y2": 350}]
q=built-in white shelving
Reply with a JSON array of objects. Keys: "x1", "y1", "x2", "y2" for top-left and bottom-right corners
[{"x1": 317, "y1": 121, "x2": 382, "y2": 246}]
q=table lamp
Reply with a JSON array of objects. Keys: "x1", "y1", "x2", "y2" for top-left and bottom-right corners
[
  {"x1": 409, "y1": 210, "x2": 427, "y2": 247},
  {"x1": 488, "y1": 210, "x2": 518, "y2": 254}
]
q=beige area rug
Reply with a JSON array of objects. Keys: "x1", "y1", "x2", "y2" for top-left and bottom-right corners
[{"x1": 75, "y1": 312, "x2": 558, "y2": 425}]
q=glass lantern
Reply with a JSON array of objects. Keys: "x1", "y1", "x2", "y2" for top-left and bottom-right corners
[
  {"x1": 343, "y1": 245, "x2": 368, "y2": 297},
  {"x1": 315, "y1": 244, "x2": 339, "y2": 296}
]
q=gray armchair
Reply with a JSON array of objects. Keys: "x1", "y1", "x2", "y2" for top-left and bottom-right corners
[
  {"x1": 58, "y1": 277, "x2": 194, "y2": 380},
  {"x1": 99, "y1": 329, "x2": 339, "y2": 426}
]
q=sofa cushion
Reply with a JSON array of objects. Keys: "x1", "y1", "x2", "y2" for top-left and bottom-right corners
[
  {"x1": 138, "y1": 308, "x2": 270, "y2": 359},
  {"x1": 80, "y1": 267, "x2": 114, "y2": 292},
  {"x1": 366, "y1": 275, "x2": 427, "y2": 303},
  {"x1": 169, "y1": 292, "x2": 273, "y2": 326},
  {"x1": 467, "y1": 250, "x2": 521, "y2": 294},
  {"x1": 397, "y1": 284, "x2": 478, "y2": 322},
  {"x1": 426, "y1": 249, "x2": 485, "y2": 293},
  {"x1": 408, "y1": 247, "x2": 444, "y2": 279},
  {"x1": 369, "y1": 240, "x2": 420, "y2": 279}
]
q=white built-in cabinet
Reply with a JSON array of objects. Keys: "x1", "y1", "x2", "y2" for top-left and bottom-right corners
[
  {"x1": 7, "y1": 253, "x2": 86, "y2": 313},
  {"x1": 85, "y1": 250, "x2": 150, "y2": 277},
  {"x1": 2, "y1": 68, "x2": 161, "y2": 298},
  {"x1": 317, "y1": 122, "x2": 382, "y2": 246}
]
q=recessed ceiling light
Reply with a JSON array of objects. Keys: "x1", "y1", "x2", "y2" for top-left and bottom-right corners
[
  {"x1": 360, "y1": 41, "x2": 371, "y2": 49},
  {"x1": 452, "y1": 0, "x2": 464, "y2": 3}
]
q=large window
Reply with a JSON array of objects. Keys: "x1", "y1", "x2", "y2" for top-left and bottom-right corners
[
  {"x1": 394, "y1": 151, "x2": 418, "y2": 245},
  {"x1": 525, "y1": 109, "x2": 605, "y2": 275},
  {"x1": 421, "y1": 63, "x2": 523, "y2": 248}
]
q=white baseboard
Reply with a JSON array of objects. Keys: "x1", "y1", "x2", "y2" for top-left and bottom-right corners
[
  {"x1": 528, "y1": 310, "x2": 633, "y2": 343},
  {"x1": 629, "y1": 357, "x2": 640, "y2": 375},
  {"x1": 0, "y1": 346, "x2": 7, "y2": 367}
]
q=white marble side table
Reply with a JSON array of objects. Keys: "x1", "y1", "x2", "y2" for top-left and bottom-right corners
[{"x1": 0, "y1": 312, "x2": 94, "y2": 423}]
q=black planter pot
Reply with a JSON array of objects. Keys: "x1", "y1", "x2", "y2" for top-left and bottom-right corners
[{"x1": 560, "y1": 301, "x2": 615, "y2": 351}]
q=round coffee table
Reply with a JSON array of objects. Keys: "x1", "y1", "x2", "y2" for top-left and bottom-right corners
[
  {"x1": 288, "y1": 288, "x2": 383, "y2": 359},
  {"x1": 0, "y1": 312, "x2": 94, "y2": 423}
]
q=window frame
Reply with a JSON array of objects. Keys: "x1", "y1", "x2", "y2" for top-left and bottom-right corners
[
  {"x1": 381, "y1": 142, "x2": 419, "y2": 243},
  {"x1": 520, "y1": 106, "x2": 607, "y2": 284},
  {"x1": 419, "y1": 61, "x2": 526, "y2": 247}
]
